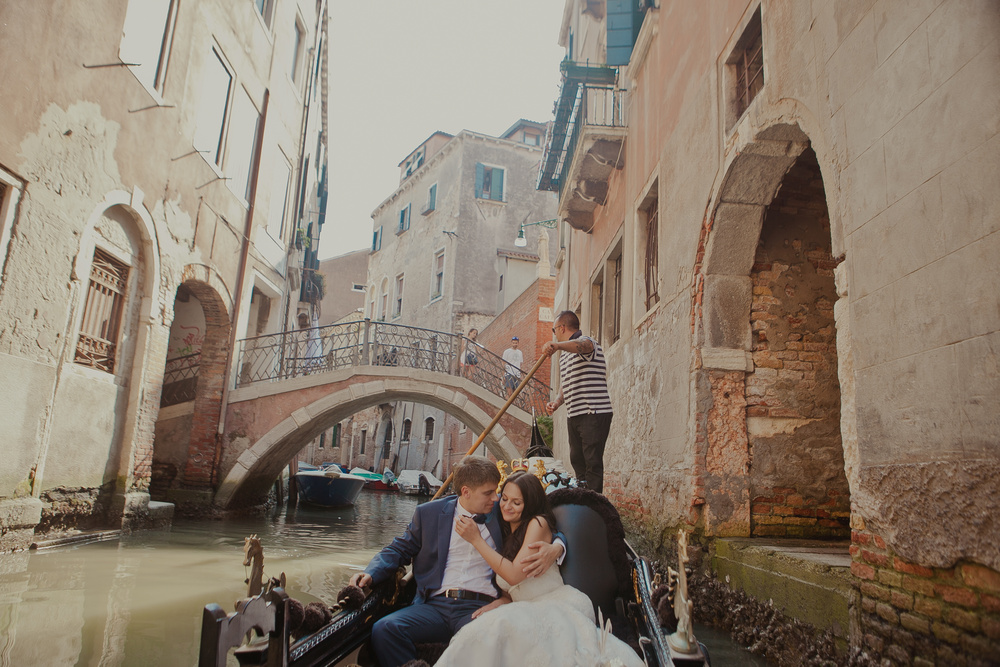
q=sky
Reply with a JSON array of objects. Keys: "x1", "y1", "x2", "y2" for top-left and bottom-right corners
[{"x1": 320, "y1": 1, "x2": 568, "y2": 260}]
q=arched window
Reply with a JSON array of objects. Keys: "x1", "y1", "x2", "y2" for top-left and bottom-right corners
[
  {"x1": 401, "y1": 418, "x2": 412, "y2": 441},
  {"x1": 424, "y1": 417, "x2": 435, "y2": 442},
  {"x1": 75, "y1": 248, "x2": 130, "y2": 373}
]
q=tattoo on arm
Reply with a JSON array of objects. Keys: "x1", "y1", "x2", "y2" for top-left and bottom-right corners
[{"x1": 573, "y1": 339, "x2": 594, "y2": 354}]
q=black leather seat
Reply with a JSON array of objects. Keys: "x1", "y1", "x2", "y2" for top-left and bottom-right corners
[{"x1": 552, "y1": 499, "x2": 623, "y2": 620}]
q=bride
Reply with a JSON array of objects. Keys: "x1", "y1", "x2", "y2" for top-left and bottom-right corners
[{"x1": 435, "y1": 471, "x2": 644, "y2": 667}]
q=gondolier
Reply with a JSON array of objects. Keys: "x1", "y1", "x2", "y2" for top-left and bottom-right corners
[{"x1": 543, "y1": 310, "x2": 613, "y2": 493}]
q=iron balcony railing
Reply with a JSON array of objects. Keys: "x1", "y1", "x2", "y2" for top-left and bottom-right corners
[
  {"x1": 557, "y1": 85, "x2": 628, "y2": 199},
  {"x1": 161, "y1": 352, "x2": 201, "y2": 407},
  {"x1": 236, "y1": 319, "x2": 552, "y2": 416}
]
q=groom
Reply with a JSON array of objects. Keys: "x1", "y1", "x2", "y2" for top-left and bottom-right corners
[{"x1": 349, "y1": 455, "x2": 565, "y2": 667}]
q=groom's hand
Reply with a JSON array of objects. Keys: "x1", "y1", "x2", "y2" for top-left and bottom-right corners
[
  {"x1": 349, "y1": 572, "x2": 372, "y2": 588},
  {"x1": 521, "y1": 541, "x2": 562, "y2": 578}
]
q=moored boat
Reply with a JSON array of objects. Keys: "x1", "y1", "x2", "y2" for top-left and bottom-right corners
[
  {"x1": 349, "y1": 467, "x2": 399, "y2": 492},
  {"x1": 395, "y1": 469, "x2": 443, "y2": 496},
  {"x1": 293, "y1": 468, "x2": 367, "y2": 507}
]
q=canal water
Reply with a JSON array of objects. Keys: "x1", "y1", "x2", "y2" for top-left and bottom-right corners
[{"x1": 0, "y1": 492, "x2": 766, "y2": 666}]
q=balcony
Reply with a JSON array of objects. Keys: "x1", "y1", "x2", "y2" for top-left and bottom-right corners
[{"x1": 537, "y1": 62, "x2": 627, "y2": 232}]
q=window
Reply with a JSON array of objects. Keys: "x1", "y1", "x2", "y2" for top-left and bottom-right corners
[
  {"x1": 610, "y1": 246, "x2": 623, "y2": 344},
  {"x1": 401, "y1": 419, "x2": 412, "y2": 441},
  {"x1": 360, "y1": 429, "x2": 367, "y2": 454},
  {"x1": 119, "y1": 0, "x2": 178, "y2": 95},
  {"x1": 393, "y1": 274, "x2": 404, "y2": 318},
  {"x1": 405, "y1": 149, "x2": 425, "y2": 178},
  {"x1": 372, "y1": 226, "x2": 382, "y2": 252},
  {"x1": 193, "y1": 48, "x2": 234, "y2": 166},
  {"x1": 431, "y1": 250, "x2": 445, "y2": 300},
  {"x1": 728, "y1": 8, "x2": 764, "y2": 121},
  {"x1": 524, "y1": 132, "x2": 540, "y2": 146},
  {"x1": 75, "y1": 248, "x2": 130, "y2": 373},
  {"x1": 422, "y1": 184, "x2": 437, "y2": 215},
  {"x1": 318, "y1": 432, "x2": 325, "y2": 449},
  {"x1": 224, "y1": 88, "x2": 260, "y2": 201},
  {"x1": 351, "y1": 283, "x2": 365, "y2": 292},
  {"x1": 290, "y1": 20, "x2": 306, "y2": 86},
  {"x1": 642, "y1": 192, "x2": 660, "y2": 311},
  {"x1": 379, "y1": 279, "x2": 389, "y2": 321},
  {"x1": 267, "y1": 153, "x2": 292, "y2": 239},
  {"x1": 0, "y1": 168, "x2": 24, "y2": 280},
  {"x1": 475, "y1": 163, "x2": 504, "y2": 201},
  {"x1": 253, "y1": 0, "x2": 275, "y2": 28},
  {"x1": 397, "y1": 203, "x2": 411, "y2": 233},
  {"x1": 591, "y1": 272, "x2": 605, "y2": 345},
  {"x1": 424, "y1": 417, "x2": 435, "y2": 442},
  {"x1": 381, "y1": 423, "x2": 392, "y2": 461},
  {"x1": 333, "y1": 423, "x2": 341, "y2": 448}
]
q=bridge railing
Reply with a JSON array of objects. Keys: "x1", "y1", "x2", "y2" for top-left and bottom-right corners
[{"x1": 235, "y1": 319, "x2": 552, "y2": 415}]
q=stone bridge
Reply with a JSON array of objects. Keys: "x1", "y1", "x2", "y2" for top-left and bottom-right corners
[{"x1": 214, "y1": 320, "x2": 550, "y2": 508}]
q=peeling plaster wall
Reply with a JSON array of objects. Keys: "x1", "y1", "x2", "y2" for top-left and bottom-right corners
[
  {"x1": 558, "y1": 0, "x2": 1000, "y2": 576},
  {"x1": 0, "y1": 0, "x2": 320, "y2": 535}
]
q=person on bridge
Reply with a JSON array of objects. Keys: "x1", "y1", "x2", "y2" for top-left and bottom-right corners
[
  {"x1": 501, "y1": 336, "x2": 523, "y2": 397},
  {"x1": 542, "y1": 310, "x2": 613, "y2": 493},
  {"x1": 349, "y1": 455, "x2": 565, "y2": 667}
]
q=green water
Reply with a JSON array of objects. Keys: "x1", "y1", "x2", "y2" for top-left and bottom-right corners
[{"x1": 0, "y1": 492, "x2": 767, "y2": 666}]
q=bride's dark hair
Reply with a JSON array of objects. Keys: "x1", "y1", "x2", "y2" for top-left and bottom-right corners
[{"x1": 498, "y1": 471, "x2": 555, "y2": 561}]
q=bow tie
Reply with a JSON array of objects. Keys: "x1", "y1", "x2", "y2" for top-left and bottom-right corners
[{"x1": 472, "y1": 514, "x2": 488, "y2": 525}]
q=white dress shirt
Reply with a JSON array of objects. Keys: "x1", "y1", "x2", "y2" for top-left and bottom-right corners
[{"x1": 434, "y1": 501, "x2": 498, "y2": 598}]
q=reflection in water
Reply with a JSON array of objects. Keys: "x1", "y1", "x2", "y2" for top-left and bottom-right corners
[
  {"x1": 0, "y1": 492, "x2": 765, "y2": 666},
  {"x1": 0, "y1": 492, "x2": 420, "y2": 667}
]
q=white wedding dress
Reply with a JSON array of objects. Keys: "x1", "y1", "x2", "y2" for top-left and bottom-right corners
[{"x1": 435, "y1": 566, "x2": 645, "y2": 667}]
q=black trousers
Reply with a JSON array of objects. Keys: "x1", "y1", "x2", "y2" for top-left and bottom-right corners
[{"x1": 566, "y1": 412, "x2": 613, "y2": 493}]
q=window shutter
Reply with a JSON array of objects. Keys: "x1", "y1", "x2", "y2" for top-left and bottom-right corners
[
  {"x1": 493, "y1": 168, "x2": 504, "y2": 201},
  {"x1": 475, "y1": 163, "x2": 484, "y2": 198}
]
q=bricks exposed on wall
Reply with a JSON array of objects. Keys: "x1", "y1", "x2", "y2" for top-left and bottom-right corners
[
  {"x1": 851, "y1": 520, "x2": 1000, "y2": 664},
  {"x1": 751, "y1": 486, "x2": 849, "y2": 538}
]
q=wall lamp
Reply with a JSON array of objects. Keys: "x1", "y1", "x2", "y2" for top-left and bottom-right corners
[{"x1": 514, "y1": 218, "x2": 558, "y2": 247}]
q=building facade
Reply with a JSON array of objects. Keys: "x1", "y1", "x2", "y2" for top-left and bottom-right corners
[
  {"x1": 364, "y1": 122, "x2": 558, "y2": 477},
  {"x1": 0, "y1": 0, "x2": 328, "y2": 544},
  {"x1": 541, "y1": 0, "x2": 999, "y2": 662}
]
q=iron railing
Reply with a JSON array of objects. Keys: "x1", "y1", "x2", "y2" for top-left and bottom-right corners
[
  {"x1": 236, "y1": 319, "x2": 551, "y2": 415},
  {"x1": 161, "y1": 352, "x2": 200, "y2": 407},
  {"x1": 557, "y1": 85, "x2": 628, "y2": 199}
]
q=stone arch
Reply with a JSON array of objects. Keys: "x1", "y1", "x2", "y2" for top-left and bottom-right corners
[
  {"x1": 61, "y1": 190, "x2": 164, "y2": 524},
  {"x1": 174, "y1": 266, "x2": 232, "y2": 490},
  {"x1": 215, "y1": 378, "x2": 521, "y2": 508},
  {"x1": 695, "y1": 121, "x2": 851, "y2": 539}
]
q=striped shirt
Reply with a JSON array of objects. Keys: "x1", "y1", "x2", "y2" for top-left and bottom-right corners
[{"x1": 559, "y1": 332, "x2": 613, "y2": 418}]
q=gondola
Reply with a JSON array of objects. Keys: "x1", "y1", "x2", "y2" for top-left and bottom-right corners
[{"x1": 199, "y1": 484, "x2": 710, "y2": 667}]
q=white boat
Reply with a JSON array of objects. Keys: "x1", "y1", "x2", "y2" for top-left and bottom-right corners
[{"x1": 395, "y1": 470, "x2": 444, "y2": 496}]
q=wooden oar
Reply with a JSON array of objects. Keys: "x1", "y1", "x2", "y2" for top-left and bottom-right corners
[{"x1": 432, "y1": 353, "x2": 549, "y2": 500}]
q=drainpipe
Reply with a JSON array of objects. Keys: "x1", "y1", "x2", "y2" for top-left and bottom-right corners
[{"x1": 214, "y1": 89, "x2": 270, "y2": 487}]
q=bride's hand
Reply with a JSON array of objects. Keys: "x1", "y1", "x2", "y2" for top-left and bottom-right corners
[
  {"x1": 454, "y1": 516, "x2": 483, "y2": 544},
  {"x1": 471, "y1": 596, "x2": 509, "y2": 619}
]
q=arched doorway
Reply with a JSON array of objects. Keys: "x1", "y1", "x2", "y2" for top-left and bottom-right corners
[
  {"x1": 697, "y1": 124, "x2": 850, "y2": 539},
  {"x1": 151, "y1": 274, "x2": 231, "y2": 498},
  {"x1": 746, "y1": 148, "x2": 848, "y2": 538}
]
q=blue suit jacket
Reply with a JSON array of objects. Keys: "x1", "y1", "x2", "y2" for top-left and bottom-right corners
[{"x1": 364, "y1": 496, "x2": 503, "y2": 604}]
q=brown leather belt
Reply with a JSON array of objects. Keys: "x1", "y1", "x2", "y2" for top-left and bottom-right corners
[{"x1": 441, "y1": 588, "x2": 495, "y2": 603}]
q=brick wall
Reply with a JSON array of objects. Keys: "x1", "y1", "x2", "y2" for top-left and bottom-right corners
[
  {"x1": 479, "y1": 276, "x2": 556, "y2": 397},
  {"x1": 181, "y1": 280, "x2": 232, "y2": 488},
  {"x1": 746, "y1": 150, "x2": 849, "y2": 539},
  {"x1": 851, "y1": 518, "x2": 1000, "y2": 664}
]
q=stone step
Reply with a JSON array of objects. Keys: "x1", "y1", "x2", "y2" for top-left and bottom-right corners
[{"x1": 710, "y1": 538, "x2": 852, "y2": 640}]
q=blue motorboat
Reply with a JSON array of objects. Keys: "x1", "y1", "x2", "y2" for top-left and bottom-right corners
[{"x1": 293, "y1": 468, "x2": 367, "y2": 507}]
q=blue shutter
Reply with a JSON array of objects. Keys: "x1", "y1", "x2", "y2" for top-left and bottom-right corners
[
  {"x1": 606, "y1": 0, "x2": 643, "y2": 66},
  {"x1": 475, "y1": 163, "x2": 484, "y2": 198},
  {"x1": 493, "y1": 168, "x2": 504, "y2": 201},
  {"x1": 428, "y1": 184, "x2": 437, "y2": 210}
]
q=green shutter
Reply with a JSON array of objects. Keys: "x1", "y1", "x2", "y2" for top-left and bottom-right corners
[
  {"x1": 475, "y1": 163, "x2": 484, "y2": 198},
  {"x1": 429, "y1": 184, "x2": 437, "y2": 210},
  {"x1": 493, "y1": 168, "x2": 504, "y2": 201}
]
